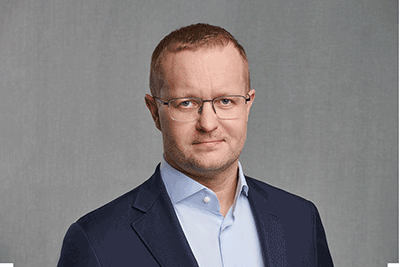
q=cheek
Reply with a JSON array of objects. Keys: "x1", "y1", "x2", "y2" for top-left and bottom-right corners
[
  {"x1": 160, "y1": 117, "x2": 193, "y2": 147},
  {"x1": 159, "y1": 114, "x2": 176, "y2": 146},
  {"x1": 225, "y1": 120, "x2": 248, "y2": 140}
]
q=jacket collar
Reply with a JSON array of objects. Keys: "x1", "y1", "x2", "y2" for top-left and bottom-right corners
[
  {"x1": 247, "y1": 177, "x2": 287, "y2": 267},
  {"x1": 131, "y1": 164, "x2": 199, "y2": 267}
]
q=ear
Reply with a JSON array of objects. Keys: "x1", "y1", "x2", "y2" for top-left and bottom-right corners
[
  {"x1": 145, "y1": 94, "x2": 161, "y2": 131},
  {"x1": 245, "y1": 89, "x2": 256, "y2": 116}
]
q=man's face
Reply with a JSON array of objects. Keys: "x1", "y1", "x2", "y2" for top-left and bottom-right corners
[{"x1": 146, "y1": 43, "x2": 255, "y2": 178}]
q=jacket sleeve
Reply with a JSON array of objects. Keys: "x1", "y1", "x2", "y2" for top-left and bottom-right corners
[
  {"x1": 57, "y1": 222, "x2": 101, "y2": 267},
  {"x1": 311, "y1": 202, "x2": 334, "y2": 267}
]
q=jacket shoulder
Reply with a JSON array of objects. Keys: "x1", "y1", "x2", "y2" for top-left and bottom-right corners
[
  {"x1": 77, "y1": 186, "x2": 140, "y2": 226},
  {"x1": 76, "y1": 168, "x2": 162, "y2": 231},
  {"x1": 58, "y1": 168, "x2": 166, "y2": 266},
  {"x1": 245, "y1": 176, "x2": 317, "y2": 216},
  {"x1": 246, "y1": 176, "x2": 311, "y2": 202}
]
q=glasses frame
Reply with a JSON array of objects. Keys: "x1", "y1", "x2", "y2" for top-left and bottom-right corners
[{"x1": 154, "y1": 94, "x2": 251, "y2": 121}]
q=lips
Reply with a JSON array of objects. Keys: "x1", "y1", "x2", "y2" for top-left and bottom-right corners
[{"x1": 193, "y1": 139, "x2": 224, "y2": 145}]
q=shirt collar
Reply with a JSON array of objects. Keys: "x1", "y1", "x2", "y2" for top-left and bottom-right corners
[{"x1": 160, "y1": 157, "x2": 249, "y2": 205}]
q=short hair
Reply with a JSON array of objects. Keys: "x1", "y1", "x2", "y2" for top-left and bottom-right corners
[{"x1": 149, "y1": 23, "x2": 250, "y2": 96}]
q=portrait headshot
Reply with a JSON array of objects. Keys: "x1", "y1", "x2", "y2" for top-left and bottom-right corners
[{"x1": 0, "y1": 1, "x2": 397, "y2": 267}]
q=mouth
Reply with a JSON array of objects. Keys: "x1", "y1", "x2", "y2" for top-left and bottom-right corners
[{"x1": 193, "y1": 139, "x2": 224, "y2": 145}]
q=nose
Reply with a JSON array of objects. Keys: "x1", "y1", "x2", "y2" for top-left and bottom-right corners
[{"x1": 196, "y1": 101, "x2": 218, "y2": 132}]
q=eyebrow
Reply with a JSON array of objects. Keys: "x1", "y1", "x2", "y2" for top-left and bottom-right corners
[{"x1": 169, "y1": 89, "x2": 245, "y2": 99}]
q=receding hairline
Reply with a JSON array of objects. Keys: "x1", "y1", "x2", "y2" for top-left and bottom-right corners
[
  {"x1": 149, "y1": 24, "x2": 251, "y2": 96},
  {"x1": 159, "y1": 43, "x2": 249, "y2": 94}
]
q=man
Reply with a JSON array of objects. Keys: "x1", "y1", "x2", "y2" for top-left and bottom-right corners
[{"x1": 58, "y1": 23, "x2": 334, "y2": 266}]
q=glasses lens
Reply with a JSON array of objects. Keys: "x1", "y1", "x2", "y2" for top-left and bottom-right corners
[
  {"x1": 169, "y1": 98, "x2": 202, "y2": 121},
  {"x1": 213, "y1": 96, "x2": 246, "y2": 119}
]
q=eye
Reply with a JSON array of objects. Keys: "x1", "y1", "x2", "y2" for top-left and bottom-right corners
[
  {"x1": 180, "y1": 100, "x2": 192, "y2": 107},
  {"x1": 215, "y1": 97, "x2": 235, "y2": 107},
  {"x1": 220, "y1": 98, "x2": 232, "y2": 105},
  {"x1": 173, "y1": 99, "x2": 199, "y2": 109}
]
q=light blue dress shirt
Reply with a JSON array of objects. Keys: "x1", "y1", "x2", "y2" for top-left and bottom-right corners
[{"x1": 160, "y1": 159, "x2": 264, "y2": 267}]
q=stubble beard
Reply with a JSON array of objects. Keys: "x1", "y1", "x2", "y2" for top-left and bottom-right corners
[{"x1": 164, "y1": 142, "x2": 243, "y2": 181}]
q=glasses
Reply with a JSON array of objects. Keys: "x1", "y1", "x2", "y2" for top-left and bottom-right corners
[{"x1": 154, "y1": 95, "x2": 251, "y2": 122}]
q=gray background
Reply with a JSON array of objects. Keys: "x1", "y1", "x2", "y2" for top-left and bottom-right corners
[{"x1": 0, "y1": 0, "x2": 397, "y2": 266}]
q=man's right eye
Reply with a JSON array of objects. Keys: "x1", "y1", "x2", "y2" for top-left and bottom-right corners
[{"x1": 174, "y1": 99, "x2": 198, "y2": 109}]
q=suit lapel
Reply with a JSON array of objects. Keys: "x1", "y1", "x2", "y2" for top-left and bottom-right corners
[
  {"x1": 131, "y1": 166, "x2": 199, "y2": 267},
  {"x1": 247, "y1": 178, "x2": 287, "y2": 267}
]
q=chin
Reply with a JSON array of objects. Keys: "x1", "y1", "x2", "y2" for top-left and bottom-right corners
[{"x1": 186, "y1": 156, "x2": 238, "y2": 174}]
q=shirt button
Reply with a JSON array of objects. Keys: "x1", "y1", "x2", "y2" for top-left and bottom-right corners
[{"x1": 203, "y1": 196, "x2": 210, "y2": 203}]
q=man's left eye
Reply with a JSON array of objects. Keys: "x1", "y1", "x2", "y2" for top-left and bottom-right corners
[
  {"x1": 221, "y1": 99, "x2": 231, "y2": 104},
  {"x1": 218, "y1": 98, "x2": 233, "y2": 105},
  {"x1": 180, "y1": 100, "x2": 192, "y2": 107}
]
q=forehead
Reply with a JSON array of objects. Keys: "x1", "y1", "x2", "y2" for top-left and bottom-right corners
[{"x1": 160, "y1": 44, "x2": 246, "y2": 97}]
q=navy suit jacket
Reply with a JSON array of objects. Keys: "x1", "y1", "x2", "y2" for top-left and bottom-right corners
[{"x1": 58, "y1": 165, "x2": 334, "y2": 266}]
